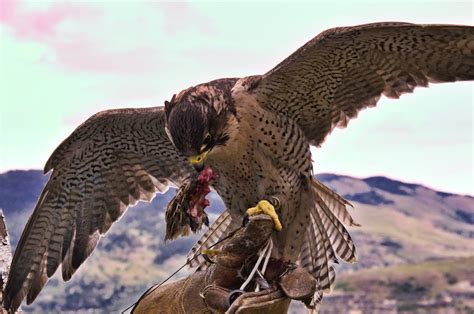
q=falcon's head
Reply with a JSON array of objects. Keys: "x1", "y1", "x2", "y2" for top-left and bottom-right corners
[{"x1": 165, "y1": 79, "x2": 239, "y2": 171}]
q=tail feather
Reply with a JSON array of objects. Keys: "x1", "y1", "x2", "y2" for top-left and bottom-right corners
[
  {"x1": 186, "y1": 210, "x2": 233, "y2": 268},
  {"x1": 314, "y1": 194, "x2": 357, "y2": 263},
  {"x1": 298, "y1": 178, "x2": 359, "y2": 310},
  {"x1": 298, "y1": 212, "x2": 336, "y2": 310},
  {"x1": 311, "y1": 178, "x2": 360, "y2": 227},
  {"x1": 300, "y1": 213, "x2": 336, "y2": 279},
  {"x1": 309, "y1": 212, "x2": 337, "y2": 291}
]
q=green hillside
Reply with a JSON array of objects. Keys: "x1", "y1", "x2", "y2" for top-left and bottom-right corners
[{"x1": 321, "y1": 256, "x2": 474, "y2": 313}]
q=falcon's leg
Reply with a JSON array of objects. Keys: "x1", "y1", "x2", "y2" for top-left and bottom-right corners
[
  {"x1": 246, "y1": 200, "x2": 282, "y2": 231},
  {"x1": 201, "y1": 249, "x2": 221, "y2": 255}
]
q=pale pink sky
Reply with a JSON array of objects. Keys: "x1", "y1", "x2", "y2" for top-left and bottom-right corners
[{"x1": 0, "y1": 0, "x2": 472, "y2": 195}]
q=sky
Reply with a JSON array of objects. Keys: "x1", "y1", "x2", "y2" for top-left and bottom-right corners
[{"x1": 0, "y1": 0, "x2": 472, "y2": 195}]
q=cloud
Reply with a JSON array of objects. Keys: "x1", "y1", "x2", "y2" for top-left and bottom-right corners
[
  {"x1": 46, "y1": 39, "x2": 161, "y2": 75},
  {"x1": 156, "y1": 2, "x2": 216, "y2": 36},
  {"x1": 0, "y1": 0, "x2": 98, "y2": 41},
  {"x1": 0, "y1": 1, "x2": 220, "y2": 76},
  {"x1": 0, "y1": 0, "x2": 16, "y2": 23},
  {"x1": 0, "y1": 1, "x2": 164, "y2": 75}
]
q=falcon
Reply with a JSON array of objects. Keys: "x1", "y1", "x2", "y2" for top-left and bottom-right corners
[{"x1": 4, "y1": 22, "x2": 474, "y2": 312}]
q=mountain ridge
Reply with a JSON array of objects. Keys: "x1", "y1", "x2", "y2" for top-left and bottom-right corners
[{"x1": 0, "y1": 169, "x2": 472, "y2": 312}]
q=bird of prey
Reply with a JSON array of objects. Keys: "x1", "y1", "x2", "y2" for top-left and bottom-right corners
[{"x1": 3, "y1": 22, "x2": 474, "y2": 312}]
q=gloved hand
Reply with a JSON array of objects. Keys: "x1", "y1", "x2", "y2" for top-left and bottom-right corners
[{"x1": 132, "y1": 215, "x2": 317, "y2": 314}]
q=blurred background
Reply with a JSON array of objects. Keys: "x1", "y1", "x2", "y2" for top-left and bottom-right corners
[{"x1": 0, "y1": 0, "x2": 472, "y2": 312}]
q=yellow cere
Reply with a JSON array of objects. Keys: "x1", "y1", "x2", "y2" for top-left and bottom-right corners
[{"x1": 189, "y1": 152, "x2": 208, "y2": 165}]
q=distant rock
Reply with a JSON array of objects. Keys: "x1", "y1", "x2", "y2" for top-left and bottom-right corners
[
  {"x1": 0, "y1": 169, "x2": 472, "y2": 313},
  {"x1": 454, "y1": 209, "x2": 474, "y2": 225},
  {"x1": 322, "y1": 256, "x2": 474, "y2": 313},
  {"x1": 362, "y1": 176, "x2": 418, "y2": 196},
  {"x1": 345, "y1": 190, "x2": 394, "y2": 205},
  {"x1": 380, "y1": 237, "x2": 403, "y2": 251}
]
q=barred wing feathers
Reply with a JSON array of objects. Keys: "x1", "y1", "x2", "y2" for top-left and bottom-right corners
[
  {"x1": 186, "y1": 210, "x2": 234, "y2": 268},
  {"x1": 256, "y1": 23, "x2": 474, "y2": 146},
  {"x1": 4, "y1": 107, "x2": 193, "y2": 312}
]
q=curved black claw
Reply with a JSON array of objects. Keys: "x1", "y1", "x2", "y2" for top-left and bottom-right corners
[{"x1": 242, "y1": 214, "x2": 249, "y2": 227}]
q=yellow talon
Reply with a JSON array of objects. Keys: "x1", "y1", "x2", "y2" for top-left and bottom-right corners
[
  {"x1": 201, "y1": 249, "x2": 221, "y2": 256},
  {"x1": 247, "y1": 200, "x2": 282, "y2": 231}
]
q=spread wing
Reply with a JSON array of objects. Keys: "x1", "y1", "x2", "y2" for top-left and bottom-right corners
[
  {"x1": 4, "y1": 107, "x2": 193, "y2": 312},
  {"x1": 254, "y1": 22, "x2": 474, "y2": 146}
]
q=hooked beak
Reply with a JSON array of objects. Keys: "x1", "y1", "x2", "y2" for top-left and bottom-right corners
[{"x1": 189, "y1": 152, "x2": 208, "y2": 172}]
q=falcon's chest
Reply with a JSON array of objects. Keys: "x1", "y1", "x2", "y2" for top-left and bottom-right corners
[{"x1": 207, "y1": 95, "x2": 313, "y2": 216}]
